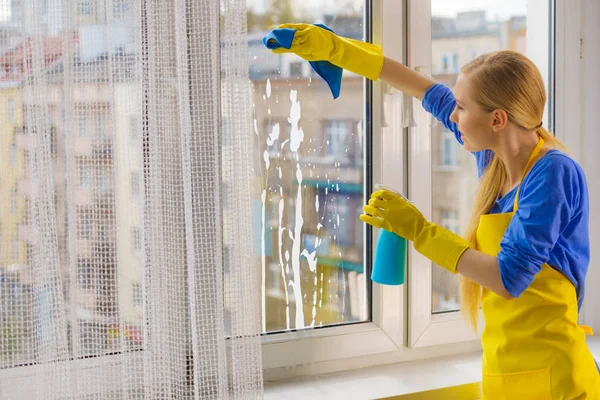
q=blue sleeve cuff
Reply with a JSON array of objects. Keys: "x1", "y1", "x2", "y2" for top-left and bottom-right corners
[
  {"x1": 421, "y1": 83, "x2": 463, "y2": 141},
  {"x1": 497, "y1": 249, "x2": 539, "y2": 298},
  {"x1": 422, "y1": 83, "x2": 449, "y2": 116}
]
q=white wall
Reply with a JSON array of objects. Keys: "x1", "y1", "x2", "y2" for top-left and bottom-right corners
[
  {"x1": 552, "y1": 0, "x2": 600, "y2": 330},
  {"x1": 581, "y1": 0, "x2": 600, "y2": 330}
]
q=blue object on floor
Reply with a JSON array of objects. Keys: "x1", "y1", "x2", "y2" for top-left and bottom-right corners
[{"x1": 262, "y1": 24, "x2": 343, "y2": 99}]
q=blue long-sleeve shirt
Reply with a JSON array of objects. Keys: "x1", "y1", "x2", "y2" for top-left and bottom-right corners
[{"x1": 422, "y1": 83, "x2": 590, "y2": 309}]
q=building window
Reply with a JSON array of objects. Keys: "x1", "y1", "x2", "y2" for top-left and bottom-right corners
[
  {"x1": 7, "y1": 98, "x2": 15, "y2": 122},
  {"x1": 132, "y1": 227, "x2": 141, "y2": 252},
  {"x1": 264, "y1": 119, "x2": 292, "y2": 157},
  {"x1": 440, "y1": 129, "x2": 459, "y2": 167},
  {"x1": 113, "y1": 0, "x2": 130, "y2": 15},
  {"x1": 467, "y1": 47, "x2": 483, "y2": 62},
  {"x1": 222, "y1": 246, "x2": 232, "y2": 275},
  {"x1": 266, "y1": 195, "x2": 279, "y2": 228},
  {"x1": 95, "y1": 113, "x2": 106, "y2": 138},
  {"x1": 441, "y1": 51, "x2": 459, "y2": 74},
  {"x1": 78, "y1": 209, "x2": 92, "y2": 240},
  {"x1": 10, "y1": 190, "x2": 18, "y2": 214},
  {"x1": 131, "y1": 172, "x2": 140, "y2": 196},
  {"x1": 77, "y1": 260, "x2": 94, "y2": 289},
  {"x1": 80, "y1": 165, "x2": 91, "y2": 188},
  {"x1": 440, "y1": 209, "x2": 460, "y2": 235},
  {"x1": 323, "y1": 192, "x2": 355, "y2": 248},
  {"x1": 11, "y1": 239, "x2": 19, "y2": 261},
  {"x1": 50, "y1": 126, "x2": 57, "y2": 155},
  {"x1": 289, "y1": 61, "x2": 303, "y2": 77},
  {"x1": 324, "y1": 120, "x2": 353, "y2": 162},
  {"x1": 132, "y1": 282, "x2": 143, "y2": 306},
  {"x1": 78, "y1": 0, "x2": 95, "y2": 15},
  {"x1": 97, "y1": 169, "x2": 110, "y2": 194},
  {"x1": 266, "y1": 263, "x2": 280, "y2": 293},
  {"x1": 78, "y1": 115, "x2": 88, "y2": 137},
  {"x1": 129, "y1": 115, "x2": 140, "y2": 141},
  {"x1": 9, "y1": 143, "x2": 16, "y2": 167}
]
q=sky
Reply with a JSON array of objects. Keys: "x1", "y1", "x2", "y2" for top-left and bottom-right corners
[
  {"x1": 247, "y1": 0, "x2": 528, "y2": 22},
  {"x1": 431, "y1": 0, "x2": 527, "y2": 20}
]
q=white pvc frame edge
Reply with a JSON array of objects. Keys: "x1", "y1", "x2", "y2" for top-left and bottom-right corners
[
  {"x1": 580, "y1": 0, "x2": 600, "y2": 332},
  {"x1": 262, "y1": 0, "x2": 406, "y2": 371}
]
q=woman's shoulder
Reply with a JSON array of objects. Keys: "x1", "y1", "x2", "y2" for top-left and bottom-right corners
[
  {"x1": 533, "y1": 149, "x2": 585, "y2": 176},
  {"x1": 524, "y1": 148, "x2": 588, "y2": 199}
]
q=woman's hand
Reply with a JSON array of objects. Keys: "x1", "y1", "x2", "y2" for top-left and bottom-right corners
[
  {"x1": 267, "y1": 23, "x2": 384, "y2": 81},
  {"x1": 270, "y1": 23, "x2": 339, "y2": 62},
  {"x1": 360, "y1": 189, "x2": 472, "y2": 274},
  {"x1": 360, "y1": 189, "x2": 426, "y2": 240}
]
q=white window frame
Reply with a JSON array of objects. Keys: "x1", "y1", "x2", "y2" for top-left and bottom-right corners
[
  {"x1": 264, "y1": 0, "x2": 579, "y2": 377},
  {"x1": 407, "y1": 0, "x2": 477, "y2": 349},
  {"x1": 406, "y1": 0, "x2": 560, "y2": 349},
  {"x1": 262, "y1": 0, "x2": 485, "y2": 378}
]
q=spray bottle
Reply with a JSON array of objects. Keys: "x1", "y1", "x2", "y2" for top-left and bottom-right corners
[{"x1": 370, "y1": 184, "x2": 408, "y2": 285}]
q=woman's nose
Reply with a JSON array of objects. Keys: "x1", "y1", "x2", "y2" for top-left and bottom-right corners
[{"x1": 449, "y1": 107, "x2": 458, "y2": 124}]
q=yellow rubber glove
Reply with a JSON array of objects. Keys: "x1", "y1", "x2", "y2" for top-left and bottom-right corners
[
  {"x1": 271, "y1": 23, "x2": 384, "y2": 81},
  {"x1": 360, "y1": 190, "x2": 471, "y2": 274}
]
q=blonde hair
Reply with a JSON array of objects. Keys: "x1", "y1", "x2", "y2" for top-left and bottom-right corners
[{"x1": 459, "y1": 50, "x2": 566, "y2": 331}]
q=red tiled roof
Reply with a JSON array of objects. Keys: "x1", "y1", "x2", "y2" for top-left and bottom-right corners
[{"x1": 0, "y1": 32, "x2": 79, "y2": 81}]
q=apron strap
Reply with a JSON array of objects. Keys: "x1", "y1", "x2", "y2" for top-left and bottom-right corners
[{"x1": 513, "y1": 138, "x2": 545, "y2": 211}]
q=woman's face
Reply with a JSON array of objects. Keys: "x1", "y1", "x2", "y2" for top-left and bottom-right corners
[{"x1": 449, "y1": 73, "x2": 497, "y2": 152}]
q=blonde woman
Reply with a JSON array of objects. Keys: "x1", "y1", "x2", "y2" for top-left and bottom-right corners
[{"x1": 267, "y1": 24, "x2": 600, "y2": 398}]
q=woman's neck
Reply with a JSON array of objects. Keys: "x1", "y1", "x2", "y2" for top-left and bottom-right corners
[{"x1": 493, "y1": 130, "x2": 542, "y2": 192}]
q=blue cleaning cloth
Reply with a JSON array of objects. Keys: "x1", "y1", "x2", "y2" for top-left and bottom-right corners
[{"x1": 262, "y1": 24, "x2": 343, "y2": 99}]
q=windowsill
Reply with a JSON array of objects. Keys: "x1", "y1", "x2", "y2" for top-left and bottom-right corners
[{"x1": 264, "y1": 337, "x2": 600, "y2": 399}]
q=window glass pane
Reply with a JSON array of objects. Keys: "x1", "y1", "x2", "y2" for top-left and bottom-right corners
[
  {"x1": 0, "y1": 0, "x2": 142, "y2": 367},
  {"x1": 246, "y1": 1, "x2": 369, "y2": 332},
  {"x1": 430, "y1": 2, "x2": 553, "y2": 313}
]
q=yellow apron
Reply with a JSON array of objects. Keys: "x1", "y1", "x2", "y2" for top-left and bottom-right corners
[{"x1": 477, "y1": 138, "x2": 600, "y2": 399}]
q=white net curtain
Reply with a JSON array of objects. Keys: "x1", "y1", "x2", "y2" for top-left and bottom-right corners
[{"x1": 0, "y1": 0, "x2": 262, "y2": 398}]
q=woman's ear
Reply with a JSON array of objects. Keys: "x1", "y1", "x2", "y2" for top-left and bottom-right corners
[{"x1": 491, "y1": 109, "x2": 509, "y2": 132}]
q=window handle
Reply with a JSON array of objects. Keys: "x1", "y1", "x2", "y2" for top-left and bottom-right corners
[
  {"x1": 401, "y1": 92, "x2": 416, "y2": 128},
  {"x1": 381, "y1": 81, "x2": 414, "y2": 129}
]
